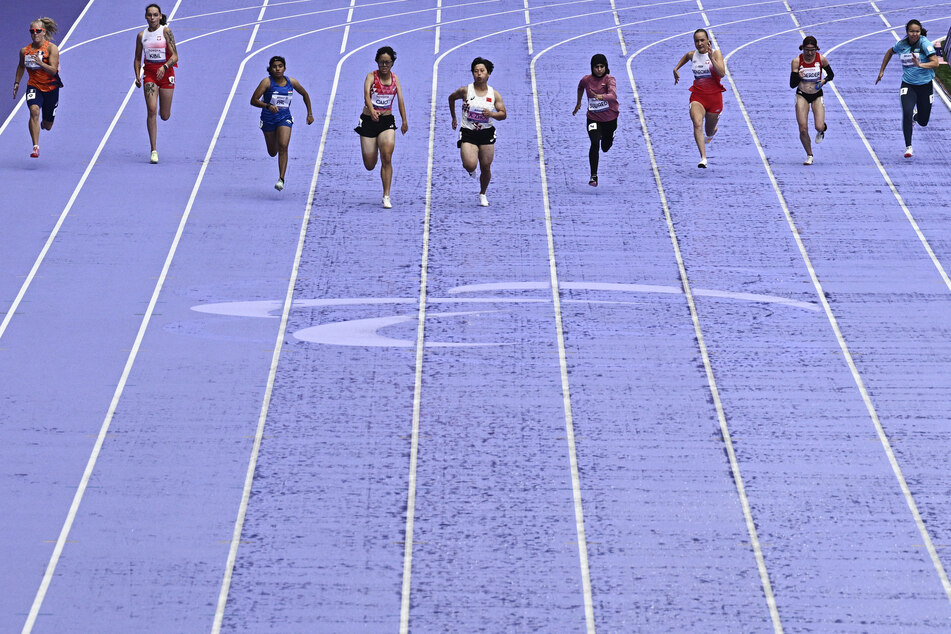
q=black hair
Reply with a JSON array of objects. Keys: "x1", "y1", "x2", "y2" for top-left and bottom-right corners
[
  {"x1": 590, "y1": 53, "x2": 609, "y2": 75},
  {"x1": 694, "y1": 28, "x2": 710, "y2": 40},
  {"x1": 905, "y1": 19, "x2": 927, "y2": 37},
  {"x1": 145, "y1": 4, "x2": 168, "y2": 26},
  {"x1": 375, "y1": 46, "x2": 396, "y2": 62},
  {"x1": 268, "y1": 56, "x2": 286, "y2": 76},
  {"x1": 471, "y1": 57, "x2": 494, "y2": 74}
]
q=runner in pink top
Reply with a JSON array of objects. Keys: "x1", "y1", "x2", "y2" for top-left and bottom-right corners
[{"x1": 573, "y1": 53, "x2": 619, "y2": 187}]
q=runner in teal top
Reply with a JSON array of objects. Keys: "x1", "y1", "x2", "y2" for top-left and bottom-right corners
[{"x1": 875, "y1": 19, "x2": 939, "y2": 158}]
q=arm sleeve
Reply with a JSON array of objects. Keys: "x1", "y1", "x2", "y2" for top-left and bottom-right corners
[
  {"x1": 823, "y1": 64, "x2": 834, "y2": 82},
  {"x1": 790, "y1": 71, "x2": 801, "y2": 88}
]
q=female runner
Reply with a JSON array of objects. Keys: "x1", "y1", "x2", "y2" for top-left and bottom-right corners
[
  {"x1": 134, "y1": 3, "x2": 178, "y2": 164},
  {"x1": 673, "y1": 29, "x2": 725, "y2": 168},
  {"x1": 14, "y1": 17, "x2": 62, "y2": 158},
  {"x1": 790, "y1": 35, "x2": 834, "y2": 165},
  {"x1": 354, "y1": 46, "x2": 408, "y2": 209},
  {"x1": 573, "y1": 53, "x2": 619, "y2": 187},
  {"x1": 448, "y1": 57, "x2": 507, "y2": 206},
  {"x1": 250, "y1": 56, "x2": 314, "y2": 191},
  {"x1": 876, "y1": 19, "x2": 939, "y2": 158}
]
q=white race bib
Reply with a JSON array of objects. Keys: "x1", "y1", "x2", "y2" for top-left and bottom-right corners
[
  {"x1": 371, "y1": 92, "x2": 395, "y2": 109},
  {"x1": 270, "y1": 93, "x2": 291, "y2": 108},
  {"x1": 692, "y1": 58, "x2": 711, "y2": 79},
  {"x1": 900, "y1": 52, "x2": 918, "y2": 67},
  {"x1": 587, "y1": 96, "x2": 609, "y2": 112}
]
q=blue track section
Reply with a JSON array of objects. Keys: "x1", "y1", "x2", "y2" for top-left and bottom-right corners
[{"x1": 1, "y1": 1, "x2": 951, "y2": 632}]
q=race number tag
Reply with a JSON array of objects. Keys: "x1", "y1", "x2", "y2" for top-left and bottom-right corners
[
  {"x1": 900, "y1": 52, "x2": 918, "y2": 67},
  {"x1": 145, "y1": 47, "x2": 165, "y2": 62},
  {"x1": 270, "y1": 93, "x2": 291, "y2": 108},
  {"x1": 587, "y1": 97, "x2": 609, "y2": 112}
]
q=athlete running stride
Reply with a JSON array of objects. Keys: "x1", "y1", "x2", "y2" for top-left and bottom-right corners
[
  {"x1": 791, "y1": 36, "x2": 834, "y2": 165},
  {"x1": 134, "y1": 3, "x2": 178, "y2": 164},
  {"x1": 673, "y1": 29, "x2": 725, "y2": 168},
  {"x1": 573, "y1": 53, "x2": 619, "y2": 187},
  {"x1": 876, "y1": 19, "x2": 939, "y2": 158},
  {"x1": 250, "y1": 56, "x2": 314, "y2": 192},
  {"x1": 14, "y1": 17, "x2": 63, "y2": 159},
  {"x1": 354, "y1": 46, "x2": 408, "y2": 209},
  {"x1": 449, "y1": 57, "x2": 506, "y2": 206}
]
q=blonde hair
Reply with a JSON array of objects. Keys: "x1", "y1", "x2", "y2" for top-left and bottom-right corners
[{"x1": 31, "y1": 17, "x2": 59, "y2": 42}]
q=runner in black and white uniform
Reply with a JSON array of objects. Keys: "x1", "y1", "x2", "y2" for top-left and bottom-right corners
[
  {"x1": 791, "y1": 35, "x2": 834, "y2": 165},
  {"x1": 448, "y1": 57, "x2": 507, "y2": 207}
]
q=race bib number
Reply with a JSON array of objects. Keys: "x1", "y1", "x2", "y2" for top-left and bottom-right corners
[
  {"x1": 26, "y1": 87, "x2": 37, "y2": 100},
  {"x1": 464, "y1": 104, "x2": 489, "y2": 123},
  {"x1": 900, "y1": 52, "x2": 918, "y2": 67},
  {"x1": 145, "y1": 47, "x2": 165, "y2": 62},
  {"x1": 371, "y1": 92, "x2": 395, "y2": 109},
  {"x1": 692, "y1": 59, "x2": 711, "y2": 79},
  {"x1": 270, "y1": 93, "x2": 291, "y2": 108},
  {"x1": 24, "y1": 53, "x2": 41, "y2": 69},
  {"x1": 800, "y1": 67, "x2": 820, "y2": 82},
  {"x1": 587, "y1": 96, "x2": 609, "y2": 112}
]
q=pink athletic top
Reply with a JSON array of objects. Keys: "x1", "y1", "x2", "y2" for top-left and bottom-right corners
[
  {"x1": 578, "y1": 74, "x2": 619, "y2": 122},
  {"x1": 369, "y1": 70, "x2": 397, "y2": 111}
]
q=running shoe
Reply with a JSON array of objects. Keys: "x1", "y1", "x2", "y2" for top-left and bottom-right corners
[
  {"x1": 382, "y1": 195, "x2": 392, "y2": 209},
  {"x1": 704, "y1": 127, "x2": 718, "y2": 144},
  {"x1": 803, "y1": 155, "x2": 814, "y2": 165},
  {"x1": 30, "y1": 145, "x2": 39, "y2": 158},
  {"x1": 815, "y1": 123, "x2": 827, "y2": 144},
  {"x1": 904, "y1": 146, "x2": 914, "y2": 158},
  {"x1": 589, "y1": 174, "x2": 598, "y2": 187},
  {"x1": 274, "y1": 178, "x2": 285, "y2": 191},
  {"x1": 697, "y1": 158, "x2": 707, "y2": 168},
  {"x1": 479, "y1": 193, "x2": 489, "y2": 207},
  {"x1": 467, "y1": 169, "x2": 477, "y2": 179},
  {"x1": 150, "y1": 150, "x2": 158, "y2": 164}
]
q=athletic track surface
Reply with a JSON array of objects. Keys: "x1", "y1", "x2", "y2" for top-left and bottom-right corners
[{"x1": 2, "y1": 1, "x2": 951, "y2": 632}]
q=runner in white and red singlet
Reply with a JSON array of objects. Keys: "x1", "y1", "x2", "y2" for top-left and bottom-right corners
[
  {"x1": 673, "y1": 29, "x2": 725, "y2": 168},
  {"x1": 791, "y1": 35, "x2": 834, "y2": 165},
  {"x1": 448, "y1": 57, "x2": 507, "y2": 207},
  {"x1": 354, "y1": 46, "x2": 408, "y2": 209},
  {"x1": 133, "y1": 3, "x2": 178, "y2": 164}
]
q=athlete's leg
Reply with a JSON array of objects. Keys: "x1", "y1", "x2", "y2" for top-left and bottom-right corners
[
  {"x1": 812, "y1": 95, "x2": 826, "y2": 135},
  {"x1": 275, "y1": 125, "x2": 291, "y2": 180},
  {"x1": 263, "y1": 129, "x2": 278, "y2": 157},
  {"x1": 600, "y1": 118, "x2": 616, "y2": 153},
  {"x1": 360, "y1": 135, "x2": 379, "y2": 170},
  {"x1": 796, "y1": 94, "x2": 813, "y2": 156},
  {"x1": 914, "y1": 82, "x2": 934, "y2": 127},
  {"x1": 377, "y1": 129, "x2": 396, "y2": 197},
  {"x1": 158, "y1": 87, "x2": 174, "y2": 121},
  {"x1": 900, "y1": 83, "x2": 917, "y2": 146},
  {"x1": 690, "y1": 101, "x2": 707, "y2": 159},
  {"x1": 460, "y1": 141, "x2": 479, "y2": 174},
  {"x1": 704, "y1": 111, "x2": 719, "y2": 138},
  {"x1": 144, "y1": 82, "x2": 159, "y2": 151},
  {"x1": 587, "y1": 120, "x2": 601, "y2": 175},
  {"x1": 28, "y1": 104, "x2": 41, "y2": 146},
  {"x1": 477, "y1": 144, "x2": 494, "y2": 194}
]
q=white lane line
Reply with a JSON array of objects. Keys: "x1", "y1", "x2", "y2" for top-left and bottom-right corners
[
  {"x1": 246, "y1": 0, "x2": 271, "y2": 52},
  {"x1": 340, "y1": 0, "x2": 357, "y2": 53},
  {"x1": 528, "y1": 50, "x2": 596, "y2": 634},
  {"x1": 435, "y1": 0, "x2": 443, "y2": 53},
  {"x1": 524, "y1": 0, "x2": 535, "y2": 54},
  {"x1": 868, "y1": 2, "x2": 951, "y2": 111},
  {"x1": 0, "y1": 0, "x2": 98, "y2": 137},
  {"x1": 722, "y1": 3, "x2": 951, "y2": 606},
  {"x1": 610, "y1": 0, "x2": 628, "y2": 55}
]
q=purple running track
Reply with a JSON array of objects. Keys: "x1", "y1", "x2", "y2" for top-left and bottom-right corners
[{"x1": 1, "y1": 1, "x2": 951, "y2": 632}]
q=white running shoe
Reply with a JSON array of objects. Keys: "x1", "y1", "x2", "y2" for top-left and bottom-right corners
[
  {"x1": 274, "y1": 178, "x2": 285, "y2": 191},
  {"x1": 30, "y1": 145, "x2": 39, "y2": 158},
  {"x1": 803, "y1": 155, "x2": 814, "y2": 165},
  {"x1": 479, "y1": 193, "x2": 489, "y2": 207},
  {"x1": 697, "y1": 158, "x2": 707, "y2": 168},
  {"x1": 815, "y1": 124, "x2": 827, "y2": 144},
  {"x1": 382, "y1": 195, "x2": 392, "y2": 209},
  {"x1": 150, "y1": 150, "x2": 158, "y2": 164},
  {"x1": 904, "y1": 146, "x2": 914, "y2": 158}
]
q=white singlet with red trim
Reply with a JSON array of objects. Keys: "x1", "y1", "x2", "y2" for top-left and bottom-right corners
[
  {"x1": 141, "y1": 27, "x2": 168, "y2": 64},
  {"x1": 461, "y1": 83, "x2": 496, "y2": 130}
]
